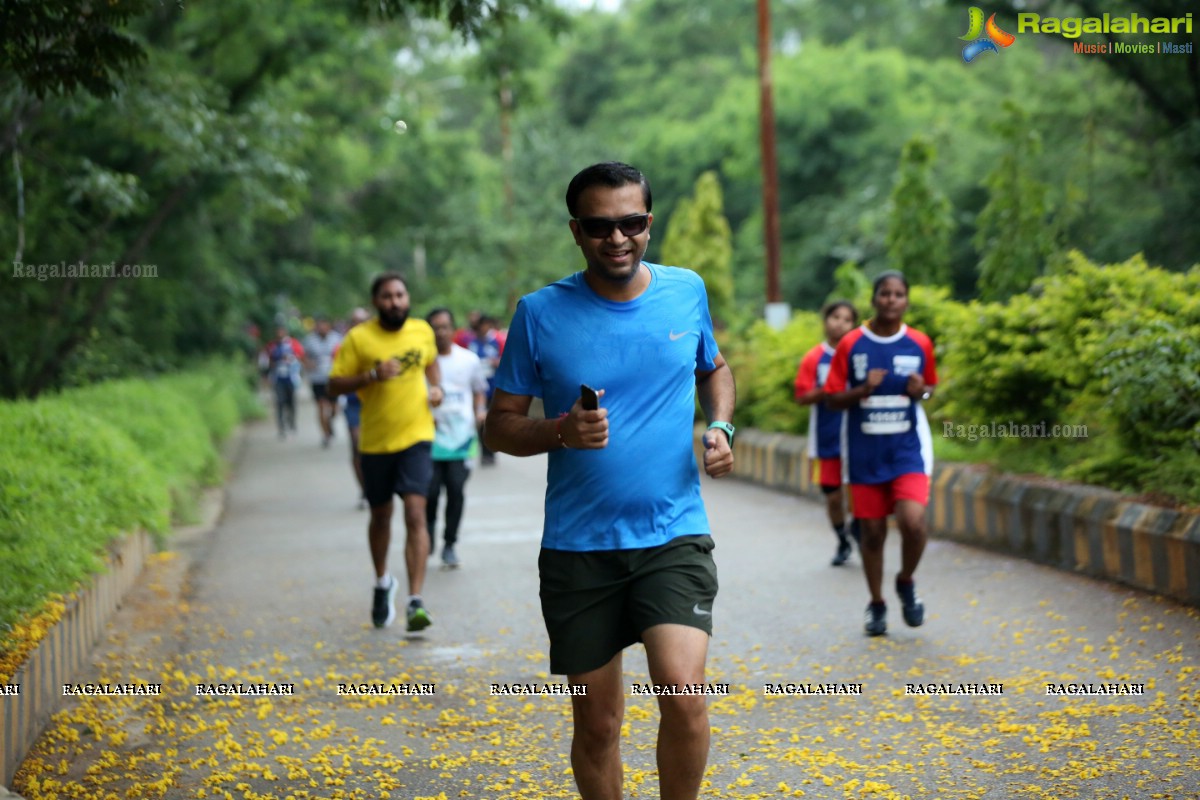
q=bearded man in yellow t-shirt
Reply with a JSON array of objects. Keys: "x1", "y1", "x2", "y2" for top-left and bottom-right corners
[{"x1": 329, "y1": 273, "x2": 444, "y2": 632}]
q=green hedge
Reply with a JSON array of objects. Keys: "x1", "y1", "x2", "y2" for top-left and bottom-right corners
[
  {"x1": 729, "y1": 253, "x2": 1200, "y2": 505},
  {"x1": 0, "y1": 360, "x2": 260, "y2": 644},
  {"x1": 721, "y1": 311, "x2": 823, "y2": 436}
]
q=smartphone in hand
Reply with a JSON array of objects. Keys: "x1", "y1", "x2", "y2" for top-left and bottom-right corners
[{"x1": 580, "y1": 384, "x2": 599, "y2": 411}]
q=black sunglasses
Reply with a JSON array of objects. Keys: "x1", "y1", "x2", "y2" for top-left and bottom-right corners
[{"x1": 573, "y1": 214, "x2": 650, "y2": 239}]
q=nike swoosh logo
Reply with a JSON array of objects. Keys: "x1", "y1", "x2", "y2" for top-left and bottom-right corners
[
  {"x1": 692, "y1": 603, "x2": 712, "y2": 617},
  {"x1": 670, "y1": 330, "x2": 691, "y2": 341}
]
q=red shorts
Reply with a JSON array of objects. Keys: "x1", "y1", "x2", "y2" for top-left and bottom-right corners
[
  {"x1": 850, "y1": 473, "x2": 930, "y2": 519},
  {"x1": 812, "y1": 457, "x2": 842, "y2": 489}
]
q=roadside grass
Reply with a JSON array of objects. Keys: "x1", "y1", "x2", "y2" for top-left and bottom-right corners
[{"x1": 0, "y1": 359, "x2": 260, "y2": 681}]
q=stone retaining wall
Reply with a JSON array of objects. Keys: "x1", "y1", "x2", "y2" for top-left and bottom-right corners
[{"x1": 1, "y1": 531, "x2": 156, "y2": 787}]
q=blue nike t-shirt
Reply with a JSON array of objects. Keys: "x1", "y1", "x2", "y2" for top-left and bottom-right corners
[{"x1": 493, "y1": 264, "x2": 720, "y2": 552}]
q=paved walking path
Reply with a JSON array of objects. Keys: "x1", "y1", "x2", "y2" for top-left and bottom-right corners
[{"x1": 11, "y1": 400, "x2": 1200, "y2": 800}]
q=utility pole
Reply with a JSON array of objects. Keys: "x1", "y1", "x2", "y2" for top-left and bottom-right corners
[
  {"x1": 757, "y1": 0, "x2": 789, "y2": 329},
  {"x1": 499, "y1": 66, "x2": 518, "y2": 316}
]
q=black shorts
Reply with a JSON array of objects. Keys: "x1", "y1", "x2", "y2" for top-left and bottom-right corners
[
  {"x1": 361, "y1": 442, "x2": 434, "y2": 508},
  {"x1": 311, "y1": 382, "x2": 329, "y2": 401},
  {"x1": 538, "y1": 534, "x2": 717, "y2": 676}
]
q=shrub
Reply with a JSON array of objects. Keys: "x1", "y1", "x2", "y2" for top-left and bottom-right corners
[
  {"x1": 66, "y1": 379, "x2": 220, "y2": 492},
  {"x1": 1078, "y1": 318, "x2": 1200, "y2": 501},
  {"x1": 723, "y1": 311, "x2": 825, "y2": 435},
  {"x1": 930, "y1": 254, "x2": 1199, "y2": 502},
  {"x1": 725, "y1": 251, "x2": 1200, "y2": 505},
  {"x1": 0, "y1": 358, "x2": 259, "y2": 650},
  {"x1": 0, "y1": 401, "x2": 170, "y2": 640}
]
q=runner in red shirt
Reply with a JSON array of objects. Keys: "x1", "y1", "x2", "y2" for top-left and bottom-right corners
[{"x1": 794, "y1": 300, "x2": 860, "y2": 566}]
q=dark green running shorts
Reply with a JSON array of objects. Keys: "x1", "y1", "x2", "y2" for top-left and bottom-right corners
[{"x1": 538, "y1": 534, "x2": 718, "y2": 676}]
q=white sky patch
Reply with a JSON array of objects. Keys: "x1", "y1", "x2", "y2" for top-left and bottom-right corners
[{"x1": 555, "y1": 0, "x2": 622, "y2": 11}]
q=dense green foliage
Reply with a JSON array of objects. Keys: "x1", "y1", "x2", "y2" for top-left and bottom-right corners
[
  {"x1": 887, "y1": 137, "x2": 952, "y2": 286},
  {"x1": 732, "y1": 254, "x2": 1200, "y2": 505},
  {"x1": 661, "y1": 171, "x2": 735, "y2": 327},
  {"x1": 3, "y1": 0, "x2": 1198, "y2": 402},
  {"x1": 721, "y1": 313, "x2": 822, "y2": 437},
  {"x1": 974, "y1": 102, "x2": 1055, "y2": 301},
  {"x1": 0, "y1": 361, "x2": 259, "y2": 643},
  {"x1": 1, "y1": 0, "x2": 1196, "y2": 508}
]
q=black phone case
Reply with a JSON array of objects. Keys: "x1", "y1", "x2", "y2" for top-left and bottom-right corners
[{"x1": 580, "y1": 384, "x2": 599, "y2": 411}]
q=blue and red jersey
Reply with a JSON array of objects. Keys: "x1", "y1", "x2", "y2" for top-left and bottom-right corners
[
  {"x1": 824, "y1": 324, "x2": 938, "y2": 485},
  {"x1": 794, "y1": 342, "x2": 842, "y2": 460}
]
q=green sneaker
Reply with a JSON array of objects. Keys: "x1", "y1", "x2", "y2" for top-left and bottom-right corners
[{"x1": 406, "y1": 599, "x2": 432, "y2": 632}]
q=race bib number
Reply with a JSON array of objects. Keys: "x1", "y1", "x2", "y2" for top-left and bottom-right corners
[{"x1": 861, "y1": 394, "x2": 912, "y2": 435}]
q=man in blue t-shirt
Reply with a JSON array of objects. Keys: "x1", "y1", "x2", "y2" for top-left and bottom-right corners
[{"x1": 485, "y1": 162, "x2": 736, "y2": 800}]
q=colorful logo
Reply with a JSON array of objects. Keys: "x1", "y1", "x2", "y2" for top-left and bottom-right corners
[{"x1": 960, "y1": 7, "x2": 1016, "y2": 62}]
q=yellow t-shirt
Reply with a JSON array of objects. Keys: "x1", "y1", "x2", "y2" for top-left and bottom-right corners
[{"x1": 330, "y1": 318, "x2": 437, "y2": 454}]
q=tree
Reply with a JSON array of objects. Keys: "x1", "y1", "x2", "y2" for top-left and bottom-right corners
[
  {"x1": 887, "y1": 136, "x2": 952, "y2": 285},
  {"x1": 0, "y1": 0, "x2": 151, "y2": 99},
  {"x1": 0, "y1": 0, "x2": 553, "y2": 101},
  {"x1": 661, "y1": 171, "x2": 735, "y2": 327},
  {"x1": 974, "y1": 101, "x2": 1054, "y2": 301},
  {"x1": 0, "y1": 0, "x2": 567, "y2": 399},
  {"x1": 825, "y1": 261, "x2": 871, "y2": 313},
  {"x1": 944, "y1": 0, "x2": 1200, "y2": 165}
]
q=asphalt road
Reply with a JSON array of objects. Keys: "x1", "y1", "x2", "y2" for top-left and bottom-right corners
[{"x1": 12, "y1": 399, "x2": 1200, "y2": 800}]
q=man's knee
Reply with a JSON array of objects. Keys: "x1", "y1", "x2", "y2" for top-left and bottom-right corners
[
  {"x1": 402, "y1": 498, "x2": 427, "y2": 531},
  {"x1": 657, "y1": 694, "x2": 708, "y2": 728},
  {"x1": 572, "y1": 700, "x2": 623, "y2": 748},
  {"x1": 860, "y1": 520, "x2": 888, "y2": 549},
  {"x1": 894, "y1": 503, "x2": 927, "y2": 536}
]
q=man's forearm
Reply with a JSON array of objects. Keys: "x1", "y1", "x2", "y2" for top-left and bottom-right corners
[
  {"x1": 826, "y1": 384, "x2": 873, "y2": 410},
  {"x1": 795, "y1": 388, "x2": 823, "y2": 406},
  {"x1": 484, "y1": 410, "x2": 562, "y2": 456},
  {"x1": 328, "y1": 372, "x2": 372, "y2": 398},
  {"x1": 697, "y1": 363, "x2": 735, "y2": 423}
]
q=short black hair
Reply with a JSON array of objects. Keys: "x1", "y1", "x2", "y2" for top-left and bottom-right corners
[
  {"x1": 426, "y1": 307, "x2": 454, "y2": 326},
  {"x1": 872, "y1": 270, "x2": 909, "y2": 297},
  {"x1": 822, "y1": 300, "x2": 859, "y2": 323},
  {"x1": 565, "y1": 162, "x2": 652, "y2": 218},
  {"x1": 370, "y1": 271, "x2": 407, "y2": 299}
]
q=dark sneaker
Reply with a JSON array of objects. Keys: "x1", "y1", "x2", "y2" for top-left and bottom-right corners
[
  {"x1": 864, "y1": 601, "x2": 887, "y2": 636},
  {"x1": 895, "y1": 576, "x2": 925, "y2": 627},
  {"x1": 442, "y1": 546, "x2": 460, "y2": 569},
  {"x1": 406, "y1": 598, "x2": 432, "y2": 632},
  {"x1": 831, "y1": 537, "x2": 852, "y2": 566},
  {"x1": 371, "y1": 576, "x2": 397, "y2": 628}
]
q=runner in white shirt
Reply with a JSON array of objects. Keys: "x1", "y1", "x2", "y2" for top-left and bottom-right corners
[
  {"x1": 425, "y1": 308, "x2": 489, "y2": 568},
  {"x1": 303, "y1": 315, "x2": 343, "y2": 447}
]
